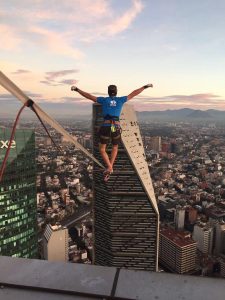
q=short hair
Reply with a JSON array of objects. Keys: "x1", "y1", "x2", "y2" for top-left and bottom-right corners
[{"x1": 108, "y1": 85, "x2": 117, "y2": 97}]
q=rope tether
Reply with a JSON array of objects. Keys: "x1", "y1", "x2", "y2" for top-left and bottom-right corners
[
  {"x1": 0, "y1": 71, "x2": 105, "y2": 180},
  {"x1": 0, "y1": 102, "x2": 27, "y2": 182}
]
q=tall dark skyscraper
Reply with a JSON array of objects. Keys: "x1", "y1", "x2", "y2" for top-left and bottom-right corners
[
  {"x1": 93, "y1": 103, "x2": 159, "y2": 271},
  {"x1": 0, "y1": 128, "x2": 38, "y2": 258}
]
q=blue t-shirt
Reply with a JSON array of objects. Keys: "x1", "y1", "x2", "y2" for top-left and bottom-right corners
[{"x1": 96, "y1": 96, "x2": 127, "y2": 118}]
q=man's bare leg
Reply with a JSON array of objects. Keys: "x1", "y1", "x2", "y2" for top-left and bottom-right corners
[
  {"x1": 110, "y1": 144, "x2": 118, "y2": 171},
  {"x1": 99, "y1": 143, "x2": 113, "y2": 172}
]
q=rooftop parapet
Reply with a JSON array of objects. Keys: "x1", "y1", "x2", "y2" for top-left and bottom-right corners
[{"x1": 0, "y1": 256, "x2": 225, "y2": 300}]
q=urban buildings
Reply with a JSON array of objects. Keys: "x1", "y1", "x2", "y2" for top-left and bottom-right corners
[
  {"x1": 219, "y1": 255, "x2": 225, "y2": 277},
  {"x1": 174, "y1": 206, "x2": 185, "y2": 230},
  {"x1": 186, "y1": 207, "x2": 198, "y2": 224},
  {"x1": 159, "y1": 227, "x2": 197, "y2": 274},
  {"x1": 214, "y1": 223, "x2": 225, "y2": 255},
  {"x1": 192, "y1": 222, "x2": 214, "y2": 254},
  {"x1": 0, "y1": 127, "x2": 38, "y2": 258},
  {"x1": 92, "y1": 103, "x2": 159, "y2": 271},
  {"x1": 43, "y1": 224, "x2": 68, "y2": 262},
  {"x1": 149, "y1": 136, "x2": 162, "y2": 152}
]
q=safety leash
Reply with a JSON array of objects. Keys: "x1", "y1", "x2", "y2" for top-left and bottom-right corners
[
  {"x1": 0, "y1": 71, "x2": 105, "y2": 171},
  {"x1": 0, "y1": 102, "x2": 28, "y2": 182},
  {"x1": 27, "y1": 99, "x2": 62, "y2": 152},
  {"x1": 0, "y1": 100, "x2": 63, "y2": 182}
]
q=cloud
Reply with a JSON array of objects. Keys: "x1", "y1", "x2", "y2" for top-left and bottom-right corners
[
  {"x1": 60, "y1": 97, "x2": 90, "y2": 104},
  {"x1": 39, "y1": 80, "x2": 60, "y2": 86},
  {"x1": 79, "y1": 0, "x2": 144, "y2": 42},
  {"x1": 106, "y1": 0, "x2": 144, "y2": 36},
  {"x1": 45, "y1": 70, "x2": 79, "y2": 81},
  {"x1": 132, "y1": 93, "x2": 225, "y2": 111},
  {"x1": 12, "y1": 69, "x2": 31, "y2": 74},
  {"x1": 2, "y1": 91, "x2": 224, "y2": 111},
  {"x1": 40, "y1": 69, "x2": 79, "y2": 86},
  {"x1": 29, "y1": 26, "x2": 84, "y2": 59},
  {"x1": 58, "y1": 79, "x2": 78, "y2": 85},
  {"x1": 60, "y1": 97, "x2": 81, "y2": 103},
  {"x1": 43, "y1": 92, "x2": 225, "y2": 112},
  {"x1": 0, "y1": 1, "x2": 144, "y2": 57},
  {"x1": 1, "y1": 89, "x2": 225, "y2": 116},
  {"x1": 25, "y1": 91, "x2": 43, "y2": 98},
  {"x1": 132, "y1": 93, "x2": 221, "y2": 103},
  {"x1": 0, "y1": 91, "x2": 42, "y2": 101}
]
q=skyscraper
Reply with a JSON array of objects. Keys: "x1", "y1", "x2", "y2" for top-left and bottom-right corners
[
  {"x1": 0, "y1": 127, "x2": 38, "y2": 258},
  {"x1": 92, "y1": 103, "x2": 159, "y2": 271},
  {"x1": 214, "y1": 223, "x2": 225, "y2": 255},
  {"x1": 192, "y1": 222, "x2": 214, "y2": 254},
  {"x1": 43, "y1": 224, "x2": 68, "y2": 262},
  {"x1": 174, "y1": 206, "x2": 185, "y2": 231},
  {"x1": 219, "y1": 255, "x2": 225, "y2": 278},
  {"x1": 149, "y1": 136, "x2": 162, "y2": 152}
]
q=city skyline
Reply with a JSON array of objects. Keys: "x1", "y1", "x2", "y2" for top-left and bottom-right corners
[
  {"x1": 1, "y1": 0, "x2": 225, "y2": 115},
  {"x1": 1, "y1": 115, "x2": 225, "y2": 278}
]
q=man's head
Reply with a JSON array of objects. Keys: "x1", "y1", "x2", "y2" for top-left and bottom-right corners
[{"x1": 108, "y1": 85, "x2": 117, "y2": 97}]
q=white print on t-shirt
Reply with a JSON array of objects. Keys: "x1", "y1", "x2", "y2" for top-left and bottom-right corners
[{"x1": 110, "y1": 100, "x2": 116, "y2": 107}]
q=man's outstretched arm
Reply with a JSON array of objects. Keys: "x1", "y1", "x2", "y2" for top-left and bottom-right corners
[
  {"x1": 71, "y1": 86, "x2": 97, "y2": 102},
  {"x1": 127, "y1": 83, "x2": 153, "y2": 101}
]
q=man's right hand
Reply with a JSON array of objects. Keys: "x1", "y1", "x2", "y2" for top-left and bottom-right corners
[
  {"x1": 144, "y1": 83, "x2": 153, "y2": 89},
  {"x1": 71, "y1": 86, "x2": 78, "y2": 91}
]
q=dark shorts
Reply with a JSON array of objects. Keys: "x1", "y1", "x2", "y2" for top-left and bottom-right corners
[{"x1": 98, "y1": 125, "x2": 121, "y2": 145}]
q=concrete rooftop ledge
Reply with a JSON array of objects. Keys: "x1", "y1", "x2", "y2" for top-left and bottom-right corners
[{"x1": 0, "y1": 256, "x2": 225, "y2": 300}]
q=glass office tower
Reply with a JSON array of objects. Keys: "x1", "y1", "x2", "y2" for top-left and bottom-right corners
[
  {"x1": 0, "y1": 127, "x2": 38, "y2": 258},
  {"x1": 93, "y1": 103, "x2": 159, "y2": 271}
]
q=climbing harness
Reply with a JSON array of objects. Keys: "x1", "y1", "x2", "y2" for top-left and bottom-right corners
[{"x1": 103, "y1": 114, "x2": 122, "y2": 136}]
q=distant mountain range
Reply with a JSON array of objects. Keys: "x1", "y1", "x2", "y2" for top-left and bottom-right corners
[
  {"x1": 137, "y1": 108, "x2": 225, "y2": 121},
  {"x1": 1, "y1": 104, "x2": 225, "y2": 122}
]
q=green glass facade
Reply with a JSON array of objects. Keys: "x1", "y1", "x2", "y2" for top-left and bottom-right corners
[{"x1": 0, "y1": 128, "x2": 38, "y2": 258}]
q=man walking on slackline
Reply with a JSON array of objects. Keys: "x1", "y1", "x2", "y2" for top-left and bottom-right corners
[{"x1": 71, "y1": 83, "x2": 153, "y2": 181}]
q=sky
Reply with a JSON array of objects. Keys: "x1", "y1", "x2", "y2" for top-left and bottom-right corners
[{"x1": 1, "y1": 0, "x2": 225, "y2": 116}]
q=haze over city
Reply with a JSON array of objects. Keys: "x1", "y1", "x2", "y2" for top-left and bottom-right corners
[
  {"x1": 1, "y1": 0, "x2": 225, "y2": 116},
  {"x1": 2, "y1": 2, "x2": 225, "y2": 296}
]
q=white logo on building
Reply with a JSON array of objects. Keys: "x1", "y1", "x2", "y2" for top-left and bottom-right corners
[{"x1": 0, "y1": 140, "x2": 16, "y2": 149}]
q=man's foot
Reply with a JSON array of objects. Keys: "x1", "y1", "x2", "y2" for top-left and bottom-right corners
[
  {"x1": 103, "y1": 169, "x2": 112, "y2": 182},
  {"x1": 106, "y1": 167, "x2": 113, "y2": 173}
]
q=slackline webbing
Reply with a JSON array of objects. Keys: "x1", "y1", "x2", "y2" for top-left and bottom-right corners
[{"x1": 0, "y1": 71, "x2": 104, "y2": 171}]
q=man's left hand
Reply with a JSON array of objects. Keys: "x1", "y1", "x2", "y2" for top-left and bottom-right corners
[{"x1": 144, "y1": 83, "x2": 153, "y2": 89}]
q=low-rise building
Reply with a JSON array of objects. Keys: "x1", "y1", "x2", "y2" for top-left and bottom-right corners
[{"x1": 159, "y1": 227, "x2": 197, "y2": 274}]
